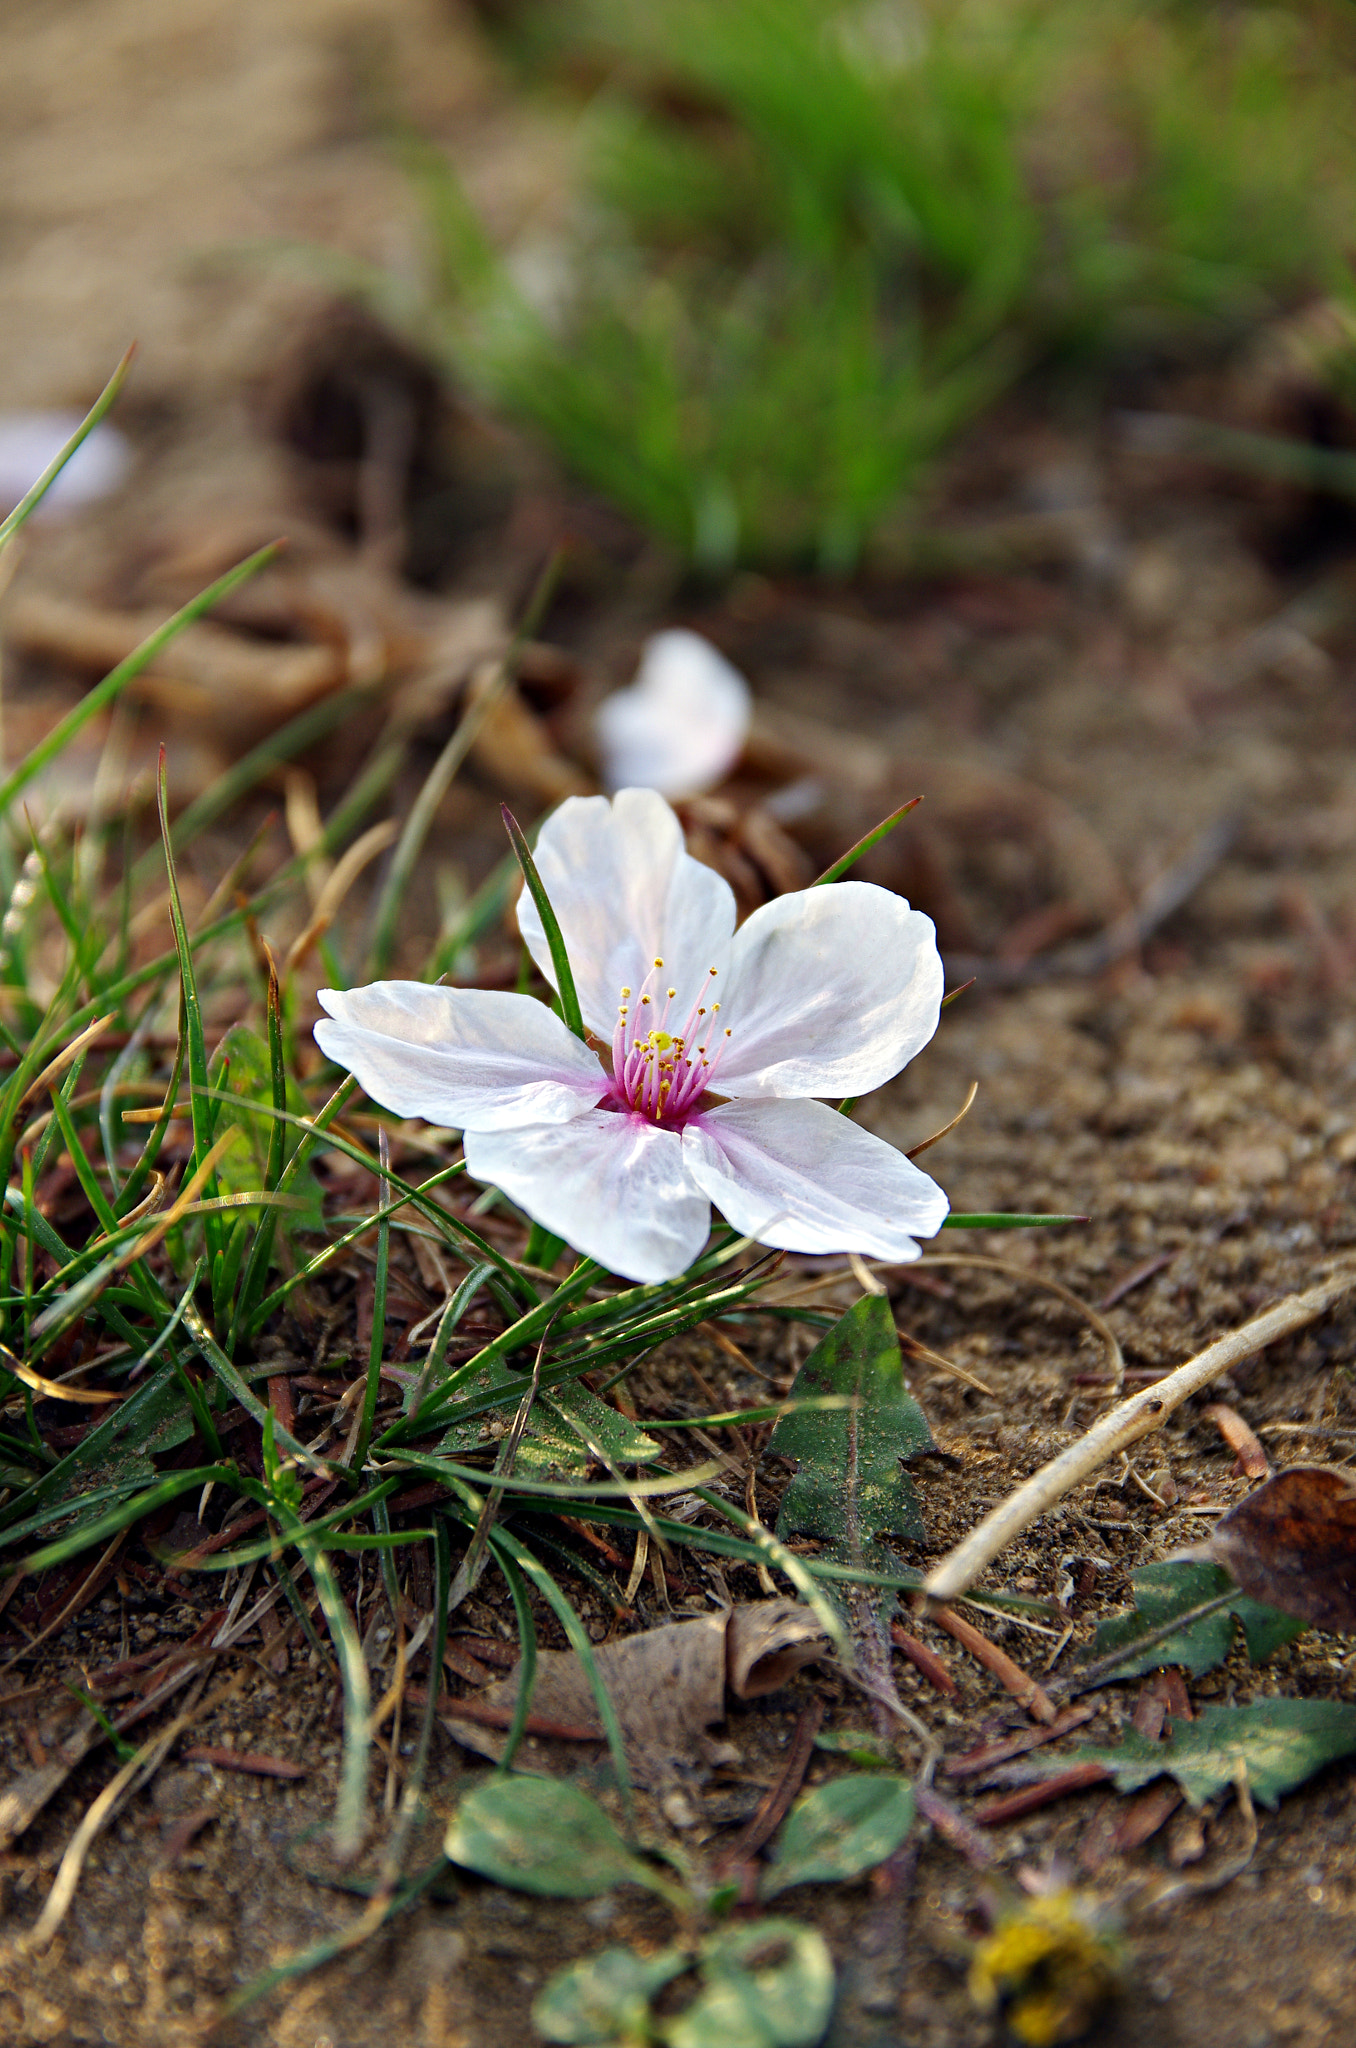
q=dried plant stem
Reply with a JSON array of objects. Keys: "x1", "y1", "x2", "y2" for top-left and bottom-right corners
[
  {"x1": 922, "y1": 1265, "x2": 1356, "y2": 1608},
  {"x1": 930, "y1": 1606, "x2": 1057, "y2": 1724}
]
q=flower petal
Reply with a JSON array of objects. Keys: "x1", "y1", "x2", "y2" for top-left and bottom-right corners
[
  {"x1": 683, "y1": 1097, "x2": 948, "y2": 1259},
  {"x1": 715, "y1": 881, "x2": 943, "y2": 1100},
  {"x1": 464, "y1": 1110, "x2": 711, "y2": 1284},
  {"x1": 315, "y1": 983, "x2": 604, "y2": 1131},
  {"x1": 595, "y1": 630, "x2": 751, "y2": 799},
  {"x1": 517, "y1": 789, "x2": 737, "y2": 1038}
]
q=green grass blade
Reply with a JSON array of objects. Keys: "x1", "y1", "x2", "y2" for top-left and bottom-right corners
[
  {"x1": 490, "y1": 1544, "x2": 538, "y2": 1773},
  {"x1": 156, "y1": 746, "x2": 222, "y2": 1268},
  {"x1": 168, "y1": 681, "x2": 380, "y2": 857},
  {"x1": 229, "y1": 954, "x2": 289, "y2": 1350},
  {"x1": 11, "y1": 1465, "x2": 238, "y2": 1576},
  {"x1": 0, "y1": 543, "x2": 280, "y2": 823},
  {"x1": 940, "y1": 1212, "x2": 1087, "y2": 1229},
  {"x1": 499, "y1": 806, "x2": 585, "y2": 1041},
  {"x1": 352, "y1": 1133, "x2": 392, "y2": 1470},
  {"x1": 812, "y1": 796, "x2": 923, "y2": 886},
  {"x1": 0, "y1": 346, "x2": 134, "y2": 555},
  {"x1": 303, "y1": 1542, "x2": 372, "y2": 1862},
  {"x1": 486, "y1": 1520, "x2": 635, "y2": 1832}
]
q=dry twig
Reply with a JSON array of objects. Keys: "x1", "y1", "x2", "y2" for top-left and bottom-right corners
[{"x1": 922, "y1": 1266, "x2": 1356, "y2": 1607}]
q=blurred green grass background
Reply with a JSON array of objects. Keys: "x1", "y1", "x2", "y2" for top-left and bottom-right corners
[{"x1": 413, "y1": 0, "x2": 1356, "y2": 573}]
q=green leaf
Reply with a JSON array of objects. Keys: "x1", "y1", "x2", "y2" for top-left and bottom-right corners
[
  {"x1": 208, "y1": 1027, "x2": 324, "y2": 1228},
  {"x1": 811, "y1": 1729, "x2": 898, "y2": 1769},
  {"x1": 760, "y1": 1774, "x2": 914, "y2": 1899},
  {"x1": 1053, "y1": 1699, "x2": 1356, "y2": 1809},
  {"x1": 664, "y1": 1921, "x2": 834, "y2": 2048},
  {"x1": 436, "y1": 1358, "x2": 659, "y2": 1476},
  {"x1": 767, "y1": 1294, "x2": 933, "y2": 1548},
  {"x1": 444, "y1": 1777, "x2": 648, "y2": 1898},
  {"x1": 534, "y1": 1946, "x2": 690, "y2": 2045},
  {"x1": 1086, "y1": 1560, "x2": 1306, "y2": 1683}
]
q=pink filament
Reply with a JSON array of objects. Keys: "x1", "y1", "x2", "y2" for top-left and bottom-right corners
[{"x1": 606, "y1": 962, "x2": 728, "y2": 1126}]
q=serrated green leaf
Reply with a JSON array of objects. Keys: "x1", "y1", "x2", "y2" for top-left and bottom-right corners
[
  {"x1": 534, "y1": 1945, "x2": 690, "y2": 2045},
  {"x1": 1087, "y1": 1559, "x2": 1306, "y2": 1682},
  {"x1": 664, "y1": 1921, "x2": 834, "y2": 2048},
  {"x1": 767, "y1": 1294, "x2": 932, "y2": 1547},
  {"x1": 444, "y1": 1777, "x2": 646, "y2": 1897},
  {"x1": 1051, "y1": 1699, "x2": 1356, "y2": 1809},
  {"x1": 210, "y1": 1025, "x2": 323, "y2": 1229},
  {"x1": 436, "y1": 1360, "x2": 658, "y2": 1476},
  {"x1": 760, "y1": 1773, "x2": 914, "y2": 1899}
]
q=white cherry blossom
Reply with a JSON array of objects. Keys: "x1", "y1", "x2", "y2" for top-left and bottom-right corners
[{"x1": 315, "y1": 789, "x2": 948, "y2": 1284}]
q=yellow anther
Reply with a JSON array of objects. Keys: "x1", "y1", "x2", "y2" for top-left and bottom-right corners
[
  {"x1": 654, "y1": 957, "x2": 663, "y2": 968},
  {"x1": 667, "y1": 988, "x2": 676, "y2": 999}
]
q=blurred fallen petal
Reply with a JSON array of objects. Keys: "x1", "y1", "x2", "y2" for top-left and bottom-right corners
[
  {"x1": 441, "y1": 1598, "x2": 827, "y2": 1790},
  {"x1": 0, "y1": 413, "x2": 131, "y2": 519},
  {"x1": 595, "y1": 628, "x2": 751, "y2": 797}
]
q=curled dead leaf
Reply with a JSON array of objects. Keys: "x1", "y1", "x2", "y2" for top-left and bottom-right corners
[{"x1": 442, "y1": 1600, "x2": 829, "y2": 1792}]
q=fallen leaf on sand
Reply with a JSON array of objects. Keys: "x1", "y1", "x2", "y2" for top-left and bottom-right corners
[
  {"x1": 441, "y1": 1600, "x2": 829, "y2": 1790},
  {"x1": 1189, "y1": 1463, "x2": 1356, "y2": 1633}
]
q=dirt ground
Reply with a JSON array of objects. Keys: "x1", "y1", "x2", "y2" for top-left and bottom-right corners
[{"x1": 3, "y1": 4, "x2": 1356, "y2": 2045}]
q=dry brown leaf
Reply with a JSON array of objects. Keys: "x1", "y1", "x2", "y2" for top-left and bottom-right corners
[
  {"x1": 1191, "y1": 1464, "x2": 1356, "y2": 1633},
  {"x1": 441, "y1": 1599, "x2": 828, "y2": 1790},
  {"x1": 4, "y1": 589, "x2": 342, "y2": 723}
]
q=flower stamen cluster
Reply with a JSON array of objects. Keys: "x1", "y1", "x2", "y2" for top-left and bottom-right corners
[{"x1": 608, "y1": 960, "x2": 728, "y2": 1124}]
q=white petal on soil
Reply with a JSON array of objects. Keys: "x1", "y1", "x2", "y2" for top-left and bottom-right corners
[
  {"x1": 716, "y1": 881, "x2": 943, "y2": 1100},
  {"x1": 0, "y1": 414, "x2": 131, "y2": 518},
  {"x1": 684, "y1": 1097, "x2": 949, "y2": 1259},
  {"x1": 315, "y1": 983, "x2": 605, "y2": 1131},
  {"x1": 464, "y1": 1110, "x2": 711, "y2": 1284},
  {"x1": 517, "y1": 789, "x2": 736, "y2": 1039},
  {"x1": 595, "y1": 629, "x2": 752, "y2": 799}
]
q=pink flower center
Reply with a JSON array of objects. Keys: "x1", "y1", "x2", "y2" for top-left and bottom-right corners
[{"x1": 603, "y1": 958, "x2": 730, "y2": 1127}]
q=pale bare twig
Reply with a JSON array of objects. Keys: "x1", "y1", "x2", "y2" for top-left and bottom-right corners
[{"x1": 922, "y1": 1266, "x2": 1356, "y2": 1607}]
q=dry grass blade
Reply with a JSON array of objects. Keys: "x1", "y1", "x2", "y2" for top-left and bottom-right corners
[
  {"x1": 285, "y1": 817, "x2": 399, "y2": 975},
  {"x1": 906, "y1": 1080, "x2": 979, "y2": 1159},
  {"x1": 18, "y1": 1014, "x2": 116, "y2": 1110},
  {"x1": 922, "y1": 1265, "x2": 1356, "y2": 1606},
  {"x1": 0, "y1": 1344, "x2": 123, "y2": 1406},
  {"x1": 914, "y1": 1251, "x2": 1124, "y2": 1396}
]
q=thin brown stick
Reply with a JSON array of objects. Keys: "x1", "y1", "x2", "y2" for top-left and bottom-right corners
[
  {"x1": 716, "y1": 1695, "x2": 825, "y2": 1872},
  {"x1": 890, "y1": 1625, "x2": 957, "y2": 1697},
  {"x1": 922, "y1": 1266, "x2": 1356, "y2": 1607},
  {"x1": 180, "y1": 1746, "x2": 306, "y2": 1780},
  {"x1": 942, "y1": 1704, "x2": 1097, "y2": 1779},
  {"x1": 930, "y1": 1606, "x2": 1057, "y2": 1724},
  {"x1": 974, "y1": 1763, "x2": 1111, "y2": 1825},
  {"x1": 1201, "y1": 1403, "x2": 1269, "y2": 1478}
]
